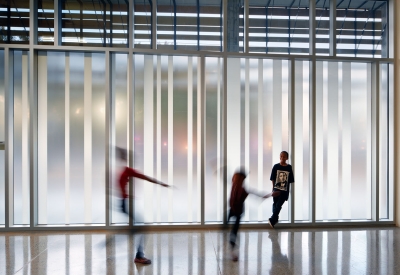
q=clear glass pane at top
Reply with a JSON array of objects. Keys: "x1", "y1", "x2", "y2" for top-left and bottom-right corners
[
  {"x1": 226, "y1": 57, "x2": 290, "y2": 223},
  {"x1": 38, "y1": 0, "x2": 54, "y2": 45},
  {"x1": 62, "y1": 0, "x2": 128, "y2": 47},
  {"x1": 134, "y1": 1, "x2": 152, "y2": 48},
  {"x1": 0, "y1": 1, "x2": 30, "y2": 44},
  {"x1": 316, "y1": 1, "x2": 330, "y2": 56},
  {"x1": 336, "y1": 0, "x2": 388, "y2": 57},
  {"x1": 250, "y1": 0, "x2": 309, "y2": 54},
  {"x1": 315, "y1": 61, "x2": 372, "y2": 221}
]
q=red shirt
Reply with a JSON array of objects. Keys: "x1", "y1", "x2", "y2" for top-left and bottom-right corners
[
  {"x1": 118, "y1": 167, "x2": 148, "y2": 198},
  {"x1": 229, "y1": 183, "x2": 249, "y2": 215}
]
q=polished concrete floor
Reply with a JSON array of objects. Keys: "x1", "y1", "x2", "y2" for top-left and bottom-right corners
[{"x1": 0, "y1": 227, "x2": 399, "y2": 275}]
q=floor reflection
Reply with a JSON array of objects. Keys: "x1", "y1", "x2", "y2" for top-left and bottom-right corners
[{"x1": 0, "y1": 227, "x2": 399, "y2": 275}]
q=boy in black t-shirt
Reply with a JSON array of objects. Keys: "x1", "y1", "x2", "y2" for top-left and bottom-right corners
[{"x1": 268, "y1": 151, "x2": 295, "y2": 228}]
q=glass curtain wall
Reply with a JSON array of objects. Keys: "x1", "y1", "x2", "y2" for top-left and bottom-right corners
[{"x1": 0, "y1": 0, "x2": 394, "y2": 228}]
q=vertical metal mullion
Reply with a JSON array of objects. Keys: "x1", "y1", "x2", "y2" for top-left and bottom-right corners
[
  {"x1": 110, "y1": 3, "x2": 113, "y2": 46},
  {"x1": 151, "y1": 0, "x2": 157, "y2": 50},
  {"x1": 197, "y1": 0, "x2": 200, "y2": 51},
  {"x1": 222, "y1": 0, "x2": 228, "y2": 225},
  {"x1": 173, "y1": 0, "x2": 177, "y2": 50},
  {"x1": 371, "y1": 61, "x2": 379, "y2": 221},
  {"x1": 29, "y1": 0, "x2": 38, "y2": 228},
  {"x1": 244, "y1": 0, "x2": 249, "y2": 53},
  {"x1": 54, "y1": 0, "x2": 62, "y2": 46},
  {"x1": 4, "y1": 48, "x2": 14, "y2": 229},
  {"x1": 30, "y1": 0, "x2": 38, "y2": 45},
  {"x1": 29, "y1": 50, "x2": 38, "y2": 228},
  {"x1": 329, "y1": 0, "x2": 337, "y2": 56},
  {"x1": 200, "y1": 55, "x2": 205, "y2": 225},
  {"x1": 309, "y1": 0, "x2": 316, "y2": 55},
  {"x1": 80, "y1": 2, "x2": 83, "y2": 46},
  {"x1": 6, "y1": 0, "x2": 10, "y2": 43},
  {"x1": 309, "y1": 0, "x2": 316, "y2": 225},
  {"x1": 289, "y1": 58, "x2": 295, "y2": 224},
  {"x1": 223, "y1": 0, "x2": 228, "y2": 53},
  {"x1": 105, "y1": 50, "x2": 112, "y2": 227},
  {"x1": 129, "y1": 0, "x2": 134, "y2": 48},
  {"x1": 103, "y1": 2, "x2": 107, "y2": 47},
  {"x1": 265, "y1": 6, "x2": 268, "y2": 53}
]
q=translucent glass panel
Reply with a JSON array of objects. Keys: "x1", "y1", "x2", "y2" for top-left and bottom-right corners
[
  {"x1": 249, "y1": 0, "x2": 309, "y2": 54},
  {"x1": 157, "y1": 1, "x2": 222, "y2": 51},
  {"x1": 227, "y1": 58, "x2": 290, "y2": 223},
  {"x1": 379, "y1": 63, "x2": 393, "y2": 220},
  {"x1": 13, "y1": 51, "x2": 30, "y2": 225},
  {"x1": 134, "y1": 1, "x2": 152, "y2": 48},
  {"x1": 62, "y1": 0, "x2": 129, "y2": 47},
  {"x1": 0, "y1": 1, "x2": 30, "y2": 44},
  {"x1": 134, "y1": 55, "x2": 200, "y2": 224},
  {"x1": 316, "y1": 1, "x2": 330, "y2": 55},
  {"x1": 315, "y1": 61, "x2": 371, "y2": 221},
  {"x1": 111, "y1": 53, "x2": 129, "y2": 224},
  {"x1": 204, "y1": 57, "x2": 223, "y2": 223},
  {"x1": 336, "y1": 1, "x2": 388, "y2": 57},
  {"x1": 0, "y1": 50, "x2": 4, "y2": 225},
  {"x1": 38, "y1": 0, "x2": 54, "y2": 45},
  {"x1": 38, "y1": 51, "x2": 106, "y2": 225},
  {"x1": 294, "y1": 60, "x2": 310, "y2": 222}
]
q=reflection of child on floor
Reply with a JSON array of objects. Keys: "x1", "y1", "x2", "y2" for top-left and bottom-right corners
[
  {"x1": 228, "y1": 169, "x2": 279, "y2": 261},
  {"x1": 117, "y1": 147, "x2": 169, "y2": 265}
]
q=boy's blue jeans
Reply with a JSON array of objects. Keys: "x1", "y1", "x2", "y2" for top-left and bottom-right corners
[
  {"x1": 270, "y1": 194, "x2": 287, "y2": 226},
  {"x1": 121, "y1": 198, "x2": 145, "y2": 258}
]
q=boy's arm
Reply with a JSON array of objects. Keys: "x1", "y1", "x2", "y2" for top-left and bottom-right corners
[{"x1": 130, "y1": 169, "x2": 169, "y2": 187}]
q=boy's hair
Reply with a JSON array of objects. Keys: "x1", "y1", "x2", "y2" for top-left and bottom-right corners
[{"x1": 281, "y1": 151, "x2": 289, "y2": 158}]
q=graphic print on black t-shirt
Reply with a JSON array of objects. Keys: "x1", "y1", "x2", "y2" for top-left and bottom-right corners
[{"x1": 274, "y1": 170, "x2": 290, "y2": 191}]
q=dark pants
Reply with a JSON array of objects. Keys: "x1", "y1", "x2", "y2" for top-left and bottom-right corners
[
  {"x1": 121, "y1": 198, "x2": 145, "y2": 258},
  {"x1": 228, "y1": 210, "x2": 242, "y2": 249},
  {"x1": 270, "y1": 194, "x2": 287, "y2": 226}
]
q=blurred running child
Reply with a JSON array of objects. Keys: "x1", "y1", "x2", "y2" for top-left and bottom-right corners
[{"x1": 117, "y1": 147, "x2": 169, "y2": 264}]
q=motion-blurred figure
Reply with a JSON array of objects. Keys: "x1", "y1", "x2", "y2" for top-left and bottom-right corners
[
  {"x1": 116, "y1": 147, "x2": 169, "y2": 264},
  {"x1": 228, "y1": 168, "x2": 278, "y2": 261}
]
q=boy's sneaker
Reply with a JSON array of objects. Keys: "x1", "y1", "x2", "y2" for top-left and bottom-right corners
[
  {"x1": 134, "y1": 257, "x2": 152, "y2": 264},
  {"x1": 268, "y1": 219, "x2": 275, "y2": 229}
]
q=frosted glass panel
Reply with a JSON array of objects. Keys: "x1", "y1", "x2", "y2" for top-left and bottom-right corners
[
  {"x1": 13, "y1": 51, "x2": 30, "y2": 225},
  {"x1": 0, "y1": 50, "x2": 4, "y2": 225},
  {"x1": 227, "y1": 58, "x2": 290, "y2": 223},
  {"x1": 315, "y1": 61, "x2": 371, "y2": 221},
  {"x1": 379, "y1": 63, "x2": 393, "y2": 220},
  {"x1": 204, "y1": 57, "x2": 223, "y2": 223},
  {"x1": 38, "y1": 52, "x2": 106, "y2": 225},
  {"x1": 112, "y1": 53, "x2": 129, "y2": 224},
  {"x1": 134, "y1": 55, "x2": 200, "y2": 224},
  {"x1": 294, "y1": 60, "x2": 310, "y2": 222}
]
